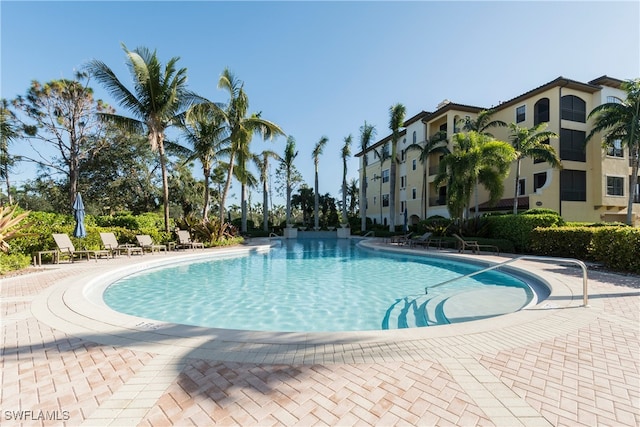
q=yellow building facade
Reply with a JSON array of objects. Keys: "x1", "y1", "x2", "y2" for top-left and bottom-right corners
[{"x1": 356, "y1": 76, "x2": 639, "y2": 227}]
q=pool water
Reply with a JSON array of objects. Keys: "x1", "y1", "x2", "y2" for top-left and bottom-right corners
[{"x1": 103, "y1": 239, "x2": 537, "y2": 332}]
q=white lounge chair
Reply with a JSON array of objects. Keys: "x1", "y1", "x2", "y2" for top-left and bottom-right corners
[
  {"x1": 136, "y1": 234, "x2": 167, "y2": 253},
  {"x1": 176, "y1": 230, "x2": 204, "y2": 249},
  {"x1": 100, "y1": 232, "x2": 144, "y2": 257},
  {"x1": 52, "y1": 233, "x2": 109, "y2": 262}
]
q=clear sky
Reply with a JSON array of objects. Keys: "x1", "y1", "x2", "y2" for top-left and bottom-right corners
[{"x1": 2, "y1": 0, "x2": 639, "y2": 207}]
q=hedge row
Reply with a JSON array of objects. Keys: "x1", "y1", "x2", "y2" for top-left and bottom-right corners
[{"x1": 485, "y1": 213, "x2": 564, "y2": 253}]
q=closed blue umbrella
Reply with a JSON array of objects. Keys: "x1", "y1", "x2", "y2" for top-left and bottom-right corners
[
  {"x1": 403, "y1": 209, "x2": 408, "y2": 232},
  {"x1": 73, "y1": 193, "x2": 86, "y2": 238}
]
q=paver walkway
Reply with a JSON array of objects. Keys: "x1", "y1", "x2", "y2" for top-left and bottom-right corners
[{"x1": 1, "y1": 242, "x2": 638, "y2": 426}]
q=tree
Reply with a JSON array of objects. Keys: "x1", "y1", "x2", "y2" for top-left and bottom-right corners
[
  {"x1": 178, "y1": 106, "x2": 228, "y2": 220},
  {"x1": 435, "y1": 131, "x2": 515, "y2": 220},
  {"x1": 388, "y1": 103, "x2": 406, "y2": 231},
  {"x1": 277, "y1": 136, "x2": 300, "y2": 226},
  {"x1": 291, "y1": 185, "x2": 314, "y2": 226},
  {"x1": 256, "y1": 150, "x2": 281, "y2": 231},
  {"x1": 311, "y1": 136, "x2": 328, "y2": 230},
  {"x1": 212, "y1": 69, "x2": 284, "y2": 226},
  {"x1": 347, "y1": 178, "x2": 358, "y2": 216},
  {"x1": 12, "y1": 73, "x2": 111, "y2": 210},
  {"x1": 86, "y1": 45, "x2": 193, "y2": 231},
  {"x1": 235, "y1": 147, "x2": 258, "y2": 233},
  {"x1": 358, "y1": 121, "x2": 376, "y2": 231},
  {"x1": 507, "y1": 122, "x2": 560, "y2": 214},
  {"x1": 587, "y1": 79, "x2": 640, "y2": 225},
  {"x1": 405, "y1": 130, "x2": 448, "y2": 218},
  {"x1": 0, "y1": 99, "x2": 20, "y2": 204},
  {"x1": 341, "y1": 134, "x2": 352, "y2": 224}
]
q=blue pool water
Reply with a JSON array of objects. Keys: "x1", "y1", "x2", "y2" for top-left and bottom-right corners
[{"x1": 103, "y1": 239, "x2": 539, "y2": 332}]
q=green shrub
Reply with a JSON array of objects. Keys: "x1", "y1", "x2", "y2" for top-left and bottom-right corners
[
  {"x1": 530, "y1": 227, "x2": 597, "y2": 260},
  {"x1": 591, "y1": 227, "x2": 640, "y2": 274},
  {"x1": 0, "y1": 253, "x2": 32, "y2": 274},
  {"x1": 486, "y1": 213, "x2": 564, "y2": 253}
]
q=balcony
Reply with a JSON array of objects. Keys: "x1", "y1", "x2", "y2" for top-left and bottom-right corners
[
  {"x1": 429, "y1": 197, "x2": 447, "y2": 206},
  {"x1": 428, "y1": 165, "x2": 440, "y2": 176}
]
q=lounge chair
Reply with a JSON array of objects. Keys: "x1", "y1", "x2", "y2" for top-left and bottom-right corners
[
  {"x1": 410, "y1": 232, "x2": 436, "y2": 248},
  {"x1": 176, "y1": 230, "x2": 205, "y2": 249},
  {"x1": 100, "y1": 232, "x2": 144, "y2": 257},
  {"x1": 136, "y1": 234, "x2": 167, "y2": 254},
  {"x1": 390, "y1": 232, "x2": 413, "y2": 246},
  {"x1": 52, "y1": 233, "x2": 110, "y2": 262},
  {"x1": 453, "y1": 233, "x2": 499, "y2": 255}
]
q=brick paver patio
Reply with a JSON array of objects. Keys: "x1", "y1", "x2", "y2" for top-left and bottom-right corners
[{"x1": 1, "y1": 241, "x2": 638, "y2": 426}]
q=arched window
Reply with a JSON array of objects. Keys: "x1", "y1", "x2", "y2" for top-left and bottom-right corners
[
  {"x1": 534, "y1": 98, "x2": 550, "y2": 125},
  {"x1": 561, "y1": 95, "x2": 586, "y2": 123},
  {"x1": 412, "y1": 131, "x2": 417, "y2": 143}
]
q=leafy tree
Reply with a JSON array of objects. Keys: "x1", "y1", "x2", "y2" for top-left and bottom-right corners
[
  {"x1": 507, "y1": 122, "x2": 560, "y2": 214},
  {"x1": 256, "y1": 150, "x2": 281, "y2": 231},
  {"x1": 291, "y1": 185, "x2": 314, "y2": 226},
  {"x1": 0, "y1": 99, "x2": 20, "y2": 204},
  {"x1": 587, "y1": 79, "x2": 640, "y2": 225},
  {"x1": 347, "y1": 178, "x2": 358, "y2": 216},
  {"x1": 86, "y1": 45, "x2": 193, "y2": 231},
  {"x1": 435, "y1": 131, "x2": 515, "y2": 220},
  {"x1": 276, "y1": 136, "x2": 302, "y2": 225},
  {"x1": 388, "y1": 103, "x2": 406, "y2": 231},
  {"x1": 178, "y1": 106, "x2": 228, "y2": 220},
  {"x1": 168, "y1": 160, "x2": 202, "y2": 219},
  {"x1": 406, "y1": 130, "x2": 448, "y2": 218},
  {"x1": 462, "y1": 109, "x2": 507, "y2": 137},
  {"x1": 340, "y1": 134, "x2": 352, "y2": 224},
  {"x1": 311, "y1": 136, "x2": 328, "y2": 229},
  {"x1": 358, "y1": 121, "x2": 376, "y2": 231},
  {"x1": 12, "y1": 73, "x2": 111, "y2": 209},
  {"x1": 319, "y1": 192, "x2": 339, "y2": 226}
]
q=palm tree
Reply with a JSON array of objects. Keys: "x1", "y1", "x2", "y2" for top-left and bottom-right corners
[
  {"x1": 0, "y1": 99, "x2": 19, "y2": 204},
  {"x1": 358, "y1": 121, "x2": 376, "y2": 231},
  {"x1": 462, "y1": 109, "x2": 507, "y2": 136},
  {"x1": 256, "y1": 150, "x2": 281, "y2": 232},
  {"x1": 435, "y1": 131, "x2": 515, "y2": 220},
  {"x1": 281, "y1": 136, "x2": 298, "y2": 226},
  {"x1": 311, "y1": 136, "x2": 328, "y2": 229},
  {"x1": 177, "y1": 107, "x2": 228, "y2": 221},
  {"x1": 462, "y1": 109, "x2": 508, "y2": 216},
  {"x1": 347, "y1": 178, "x2": 359, "y2": 215},
  {"x1": 341, "y1": 135, "x2": 352, "y2": 224},
  {"x1": 587, "y1": 79, "x2": 640, "y2": 225},
  {"x1": 507, "y1": 122, "x2": 560, "y2": 214},
  {"x1": 86, "y1": 44, "x2": 193, "y2": 231},
  {"x1": 405, "y1": 130, "x2": 448, "y2": 219},
  {"x1": 388, "y1": 103, "x2": 406, "y2": 231},
  {"x1": 235, "y1": 147, "x2": 259, "y2": 233}
]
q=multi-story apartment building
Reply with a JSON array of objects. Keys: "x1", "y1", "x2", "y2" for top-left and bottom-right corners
[{"x1": 356, "y1": 75, "x2": 639, "y2": 227}]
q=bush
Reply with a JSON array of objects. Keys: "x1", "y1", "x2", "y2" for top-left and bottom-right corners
[
  {"x1": 591, "y1": 227, "x2": 640, "y2": 274},
  {"x1": 530, "y1": 227, "x2": 597, "y2": 260},
  {"x1": 486, "y1": 213, "x2": 565, "y2": 253},
  {"x1": 0, "y1": 253, "x2": 32, "y2": 274}
]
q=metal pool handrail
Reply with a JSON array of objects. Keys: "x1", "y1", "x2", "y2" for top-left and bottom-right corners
[{"x1": 425, "y1": 255, "x2": 589, "y2": 307}]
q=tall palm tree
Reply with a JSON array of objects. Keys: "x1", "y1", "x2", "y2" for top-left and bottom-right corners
[
  {"x1": 256, "y1": 150, "x2": 281, "y2": 231},
  {"x1": 373, "y1": 146, "x2": 391, "y2": 225},
  {"x1": 85, "y1": 44, "x2": 193, "y2": 231},
  {"x1": 0, "y1": 99, "x2": 19, "y2": 204},
  {"x1": 341, "y1": 135, "x2": 352, "y2": 224},
  {"x1": 405, "y1": 130, "x2": 448, "y2": 219},
  {"x1": 311, "y1": 136, "x2": 328, "y2": 229},
  {"x1": 587, "y1": 79, "x2": 640, "y2": 225},
  {"x1": 177, "y1": 107, "x2": 229, "y2": 220},
  {"x1": 388, "y1": 103, "x2": 406, "y2": 231},
  {"x1": 435, "y1": 131, "x2": 515, "y2": 220},
  {"x1": 235, "y1": 146, "x2": 259, "y2": 233},
  {"x1": 347, "y1": 177, "x2": 359, "y2": 215},
  {"x1": 281, "y1": 136, "x2": 298, "y2": 226},
  {"x1": 359, "y1": 121, "x2": 376, "y2": 231},
  {"x1": 462, "y1": 109, "x2": 507, "y2": 216},
  {"x1": 508, "y1": 122, "x2": 560, "y2": 214}
]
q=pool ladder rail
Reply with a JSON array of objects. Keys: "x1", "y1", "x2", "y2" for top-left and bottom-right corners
[{"x1": 425, "y1": 255, "x2": 590, "y2": 308}]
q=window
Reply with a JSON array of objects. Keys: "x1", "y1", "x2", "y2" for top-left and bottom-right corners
[
  {"x1": 560, "y1": 128, "x2": 586, "y2": 162},
  {"x1": 439, "y1": 123, "x2": 447, "y2": 133},
  {"x1": 516, "y1": 105, "x2": 526, "y2": 123},
  {"x1": 382, "y1": 194, "x2": 389, "y2": 207},
  {"x1": 401, "y1": 149, "x2": 406, "y2": 162},
  {"x1": 607, "y1": 139, "x2": 624, "y2": 158},
  {"x1": 438, "y1": 186, "x2": 447, "y2": 205},
  {"x1": 382, "y1": 144, "x2": 390, "y2": 157},
  {"x1": 606, "y1": 176, "x2": 624, "y2": 196},
  {"x1": 400, "y1": 201, "x2": 405, "y2": 212},
  {"x1": 412, "y1": 159, "x2": 417, "y2": 171},
  {"x1": 412, "y1": 131, "x2": 417, "y2": 143},
  {"x1": 382, "y1": 169, "x2": 389, "y2": 183},
  {"x1": 533, "y1": 172, "x2": 547, "y2": 191},
  {"x1": 518, "y1": 179, "x2": 526, "y2": 196},
  {"x1": 561, "y1": 95, "x2": 586, "y2": 123},
  {"x1": 534, "y1": 98, "x2": 550, "y2": 124},
  {"x1": 412, "y1": 188, "x2": 417, "y2": 199},
  {"x1": 400, "y1": 175, "x2": 406, "y2": 188},
  {"x1": 607, "y1": 96, "x2": 623, "y2": 104},
  {"x1": 560, "y1": 170, "x2": 586, "y2": 201},
  {"x1": 373, "y1": 196, "x2": 377, "y2": 206}
]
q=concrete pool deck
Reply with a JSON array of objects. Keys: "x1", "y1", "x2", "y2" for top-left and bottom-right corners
[{"x1": 1, "y1": 240, "x2": 638, "y2": 426}]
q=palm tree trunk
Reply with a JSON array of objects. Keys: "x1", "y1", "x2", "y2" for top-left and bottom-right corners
[
  {"x1": 158, "y1": 146, "x2": 170, "y2": 232},
  {"x1": 389, "y1": 159, "x2": 396, "y2": 232},
  {"x1": 513, "y1": 158, "x2": 521, "y2": 215},
  {"x1": 361, "y1": 169, "x2": 367, "y2": 232},
  {"x1": 202, "y1": 171, "x2": 210, "y2": 221},
  {"x1": 263, "y1": 177, "x2": 269, "y2": 232},
  {"x1": 314, "y1": 169, "x2": 320, "y2": 229},
  {"x1": 342, "y1": 162, "x2": 348, "y2": 224},
  {"x1": 628, "y1": 147, "x2": 639, "y2": 225},
  {"x1": 219, "y1": 153, "x2": 236, "y2": 225},
  {"x1": 241, "y1": 183, "x2": 247, "y2": 233}
]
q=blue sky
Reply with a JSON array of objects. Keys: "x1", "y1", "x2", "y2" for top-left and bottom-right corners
[{"x1": 2, "y1": 1, "x2": 639, "y2": 207}]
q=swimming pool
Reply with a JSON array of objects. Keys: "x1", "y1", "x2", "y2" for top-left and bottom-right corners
[{"x1": 103, "y1": 239, "x2": 546, "y2": 332}]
